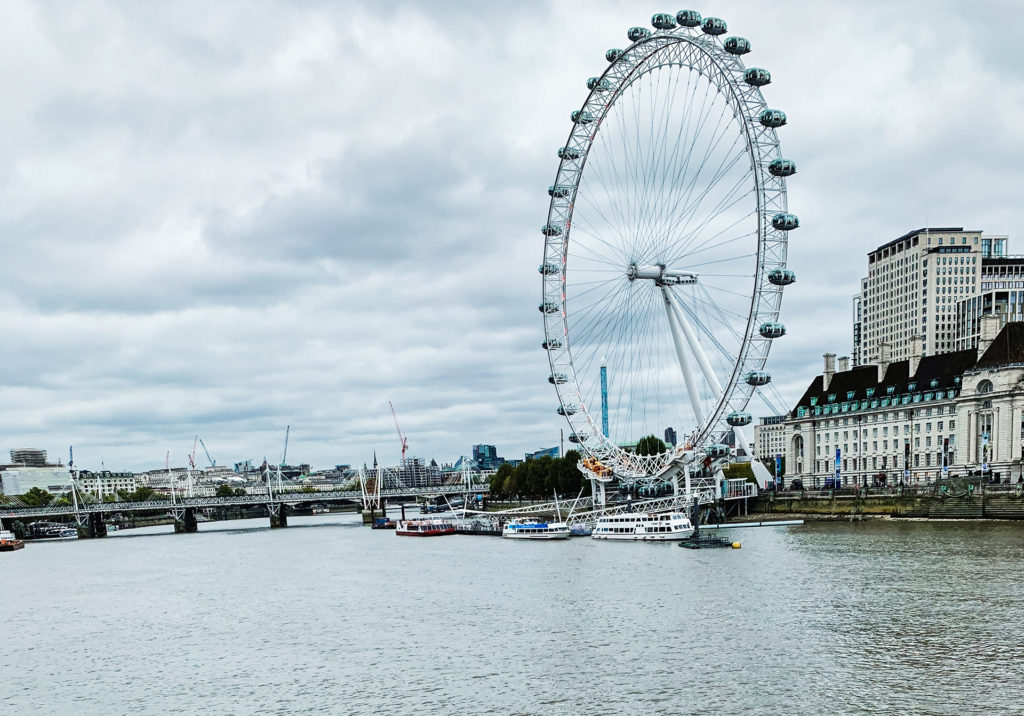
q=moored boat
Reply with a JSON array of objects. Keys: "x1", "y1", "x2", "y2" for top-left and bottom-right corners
[
  {"x1": 371, "y1": 517, "x2": 396, "y2": 529},
  {"x1": 395, "y1": 519, "x2": 456, "y2": 536},
  {"x1": 501, "y1": 518, "x2": 571, "y2": 540},
  {"x1": 0, "y1": 529, "x2": 25, "y2": 552},
  {"x1": 591, "y1": 512, "x2": 694, "y2": 541}
]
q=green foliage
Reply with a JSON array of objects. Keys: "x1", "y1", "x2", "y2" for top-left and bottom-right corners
[
  {"x1": 115, "y1": 486, "x2": 165, "y2": 502},
  {"x1": 490, "y1": 463, "x2": 513, "y2": 497},
  {"x1": 18, "y1": 487, "x2": 54, "y2": 507},
  {"x1": 215, "y1": 484, "x2": 236, "y2": 498},
  {"x1": 722, "y1": 462, "x2": 755, "y2": 480},
  {"x1": 635, "y1": 434, "x2": 666, "y2": 456},
  {"x1": 300, "y1": 486, "x2": 317, "y2": 493}
]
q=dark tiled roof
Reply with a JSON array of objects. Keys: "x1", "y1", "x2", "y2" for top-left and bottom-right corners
[
  {"x1": 977, "y1": 322, "x2": 1024, "y2": 368},
  {"x1": 871, "y1": 227, "x2": 968, "y2": 255}
]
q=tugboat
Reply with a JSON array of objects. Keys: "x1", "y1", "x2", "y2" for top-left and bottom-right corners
[
  {"x1": 0, "y1": 529, "x2": 25, "y2": 552},
  {"x1": 395, "y1": 519, "x2": 456, "y2": 536},
  {"x1": 370, "y1": 517, "x2": 397, "y2": 530}
]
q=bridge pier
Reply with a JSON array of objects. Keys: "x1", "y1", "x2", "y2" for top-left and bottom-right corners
[
  {"x1": 270, "y1": 503, "x2": 288, "y2": 529},
  {"x1": 174, "y1": 508, "x2": 199, "y2": 534},
  {"x1": 77, "y1": 512, "x2": 108, "y2": 539}
]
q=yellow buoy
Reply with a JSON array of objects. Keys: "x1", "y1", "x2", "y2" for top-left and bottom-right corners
[{"x1": 731, "y1": 542, "x2": 741, "y2": 549}]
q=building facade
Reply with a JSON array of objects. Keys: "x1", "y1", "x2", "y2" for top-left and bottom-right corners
[
  {"x1": 785, "y1": 321, "x2": 1024, "y2": 486},
  {"x1": 754, "y1": 415, "x2": 787, "y2": 466}
]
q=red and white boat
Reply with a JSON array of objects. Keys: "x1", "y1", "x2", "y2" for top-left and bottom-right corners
[{"x1": 395, "y1": 519, "x2": 456, "y2": 536}]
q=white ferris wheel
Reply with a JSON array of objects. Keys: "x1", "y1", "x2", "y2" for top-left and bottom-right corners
[{"x1": 541, "y1": 11, "x2": 797, "y2": 486}]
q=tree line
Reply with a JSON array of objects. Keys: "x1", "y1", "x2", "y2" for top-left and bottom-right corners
[{"x1": 487, "y1": 450, "x2": 591, "y2": 501}]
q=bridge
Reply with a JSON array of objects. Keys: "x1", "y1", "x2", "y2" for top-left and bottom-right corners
[{"x1": 0, "y1": 479, "x2": 486, "y2": 538}]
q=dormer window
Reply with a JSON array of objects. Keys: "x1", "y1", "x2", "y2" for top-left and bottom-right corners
[
  {"x1": 810, "y1": 397, "x2": 818, "y2": 406},
  {"x1": 846, "y1": 391, "x2": 855, "y2": 400},
  {"x1": 827, "y1": 393, "x2": 836, "y2": 403},
  {"x1": 930, "y1": 379, "x2": 939, "y2": 388},
  {"x1": 866, "y1": 388, "x2": 875, "y2": 398},
  {"x1": 886, "y1": 386, "x2": 895, "y2": 395},
  {"x1": 907, "y1": 382, "x2": 916, "y2": 391}
]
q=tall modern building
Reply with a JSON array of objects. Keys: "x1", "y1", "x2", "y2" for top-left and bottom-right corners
[
  {"x1": 471, "y1": 444, "x2": 504, "y2": 470},
  {"x1": 854, "y1": 228, "x2": 1011, "y2": 365}
]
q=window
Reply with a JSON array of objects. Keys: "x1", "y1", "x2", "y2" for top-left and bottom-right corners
[{"x1": 977, "y1": 379, "x2": 994, "y2": 395}]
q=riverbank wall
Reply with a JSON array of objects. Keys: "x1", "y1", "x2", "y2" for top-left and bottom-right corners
[{"x1": 750, "y1": 484, "x2": 1024, "y2": 520}]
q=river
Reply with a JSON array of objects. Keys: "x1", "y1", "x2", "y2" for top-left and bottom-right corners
[{"x1": 2, "y1": 514, "x2": 1022, "y2": 715}]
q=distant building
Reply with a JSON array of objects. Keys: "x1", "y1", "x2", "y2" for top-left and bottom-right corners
[
  {"x1": 77, "y1": 470, "x2": 137, "y2": 496},
  {"x1": 0, "y1": 466, "x2": 72, "y2": 495},
  {"x1": 10, "y1": 448, "x2": 50, "y2": 467},
  {"x1": 472, "y1": 444, "x2": 505, "y2": 470},
  {"x1": 525, "y1": 446, "x2": 559, "y2": 461},
  {"x1": 753, "y1": 415, "x2": 787, "y2": 467}
]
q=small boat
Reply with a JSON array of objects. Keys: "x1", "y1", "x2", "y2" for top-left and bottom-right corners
[
  {"x1": 371, "y1": 517, "x2": 397, "y2": 530},
  {"x1": 0, "y1": 529, "x2": 25, "y2": 552},
  {"x1": 58, "y1": 528, "x2": 78, "y2": 538},
  {"x1": 591, "y1": 512, "x2": 694, "y2": 541},
  {"x1": 502, "y1": 518, "x2": 570, "y2": 540},
  {"x1": 395, "y1": 519, "x2": 456, "y2": 536}
]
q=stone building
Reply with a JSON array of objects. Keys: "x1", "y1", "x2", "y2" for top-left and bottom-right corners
[{"x1": 784, "y1": 318, "x2": 1024, "y2": 486}]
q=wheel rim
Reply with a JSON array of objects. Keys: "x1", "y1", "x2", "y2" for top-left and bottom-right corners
[{"x1": 541, "y1": 22, "x2": 793, "y2": 478}]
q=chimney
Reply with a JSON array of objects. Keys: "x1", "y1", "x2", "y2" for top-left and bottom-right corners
[
  {"x1": 908, "y1": 335, "x2": 922, "y2": 376},
  {"x1": 838, "y1": 356, "x2": 850, "y2": 372},
  {"x1": 823, "y1": 353, "x2": 836, "y2": 390},
  {"x1": 877, "y1": 342, "x2": 891, "y2": 383},
  {"x1": 978, "y1": 313, "x2": 1002, "y2": 355}
]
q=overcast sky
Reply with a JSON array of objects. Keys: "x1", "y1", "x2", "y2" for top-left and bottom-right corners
[{"x1": 2, "y1": 0, "x2": 1023, "y2": 472}]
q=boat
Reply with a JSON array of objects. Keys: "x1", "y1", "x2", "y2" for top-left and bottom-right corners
[
  {"x1": 501, "y1": 518, "x2": 570, "y2": 540},
  {"x1": 371, "y1": 517, "x2": 397, "y2": 529},
  {"x1": 591, "y1": 512, "x2": 694, "y2": 541},
  {"x1": 395, "y1": 519, "x2": 456, "y2": 536},
  {"x1": 0, "y1": 529, "x2": 25, "y2": 552},
  {"x1": 57, "y1": 528, "x2": 78, "y2": 538}
]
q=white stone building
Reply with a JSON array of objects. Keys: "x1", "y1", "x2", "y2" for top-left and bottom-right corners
[
  {"x1": 754, "y1": 415, "x2": 787, "y2": 465},
  {"x1": 784, "y1": 319, "x2": 1024, "y2": 486}
]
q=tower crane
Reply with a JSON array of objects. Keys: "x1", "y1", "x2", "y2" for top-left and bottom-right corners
[
  {"x1": 199, "y1": 438, "x2": 216, "y2": 468},
  {"x1": 389, "y1": 401, "x2": 408, "y2": 465},
  {"x1": 281, "y1": 425, "x2": 290, "y2": 467}
]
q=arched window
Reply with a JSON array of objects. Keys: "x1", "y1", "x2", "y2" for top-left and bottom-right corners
[{"x1": 978, "y1": 379, "x2": 994, "y2": 395}]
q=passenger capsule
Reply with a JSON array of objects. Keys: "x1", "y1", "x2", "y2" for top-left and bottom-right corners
[
  {"x1": 606, "y1": 48, "x2": 624, "y2": 63},
  {"x1": 541, "y1": 223, "x2": 563, "y2": 237},
  {"x1": 568, "y1": 433, "x2": 582, "y2": 443},
  {"x1": 556, "y1": 405, "x2": 578, "y2": 416},
  {"x1": 744, "y1": 68, "x2": 771, "y2": 87},
  {"x1": 768, "y1": 158, "x2": 797, "y2": 177},
  {"x1": 549, "y1": 373, "x2": 569, "y2": 385},
  {"x1": 724, "y1": 36, "x2": 750, "y2": 55},
  {"x1": 538, "y1": 262, "x2": 559, "y2": 275},
  {"x1": 676, "y1": 10, "x2": 702, "y2": 27},
  {"x1": 651, "y1": 13, "x2": 677, "y2": 30},
  {"x1": 726, "y1": 411, "x2": 753, "y2": 427},
  {"x1": 542, "y1": 339, "x2": 563, "y2": 350},
  {"x1": 587, "y1": 77, "x2": 611, "y2": 92},
  {"x1": 701, "y1": 17, "x2": 727, "y2": 35},
  {"x1": 745, "y1": 370, "x2": 772, "y2": 386},
  {"x1": 759, "y1": 321, "x2": 786, "y2": 339},
  {"x1": 771, "y1": 213, "x2": 800, "y2": 231},
  {"x1": 759, "y1": 109, "x2": 787, "y2": 128},
  {"x1": 548, "y1": 185, "x2": 573, "y2": 198},
  {"x1": 539, "y1": 302, "x2": 560, "y2": 314},
  {"x1": 558, "y1": 146, "x2": 581, "y2": 160},
  {"x1": 627, "y1": 26, "x2": 652, "y2": 42},
  {"x1": 705, "y1": 443, "x2": 730, "y2": 458},
  {"x1": 571, "y1": 109, "x2": 595, "y2": 124},
  {"x1": 767, "y1": 268, "x2": 796, "y2": 286}
]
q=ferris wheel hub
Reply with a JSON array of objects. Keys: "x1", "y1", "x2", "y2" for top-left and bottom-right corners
[{"x1": 627, "y1": 262, "x2": 698, "y2": 285}]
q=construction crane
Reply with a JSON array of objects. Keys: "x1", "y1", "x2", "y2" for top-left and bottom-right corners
[
  {"x1": 389, "y1": 401, "x2": 408, "y2": 465},
  {"x1": 199, "y1": 438, "x2": 216, "y2": 468},
  {"x1": 188, "y1": 435, "x2": 198, "y2": 471}
]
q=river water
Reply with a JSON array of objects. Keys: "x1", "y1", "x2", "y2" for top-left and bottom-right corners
[{"x1": 2, "y1": 513, "x2": 1022, "y2": 715}]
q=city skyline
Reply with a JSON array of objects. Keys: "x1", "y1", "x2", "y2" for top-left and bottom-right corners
[{"x1": 3, "y1": 0, "x2": 1024, "y2": 470}]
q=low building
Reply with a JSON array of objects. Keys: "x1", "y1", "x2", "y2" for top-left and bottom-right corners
[
  {"x1": 76, "y1": 470, "x2": 138, "y2": 496},
  {"x1": 525, "y1": 446, "x2": 560, "y2": 460},
  {"x1": 0, "y1": 465, "x2": 73, "y2": 495},
  {"x1": 784, "y1": 318, "x2": 1024, "y2": 486}
]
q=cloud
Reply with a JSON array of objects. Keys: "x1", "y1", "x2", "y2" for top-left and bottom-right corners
[{"x1": 2, "y1": 0, "x2": 1023, "y2": 470}]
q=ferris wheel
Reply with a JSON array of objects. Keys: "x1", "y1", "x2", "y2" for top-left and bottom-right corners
[{"x1": 540, "y1": 10, "x2": 798, "y2": 481}]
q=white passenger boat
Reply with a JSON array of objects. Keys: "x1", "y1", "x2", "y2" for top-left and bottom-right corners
[
  {"x1": 501, "y1": 518, "x2": 571, "y2": 540},
  {"x1": 591, "y1": 512, "x2": 694, "y2": 541}
]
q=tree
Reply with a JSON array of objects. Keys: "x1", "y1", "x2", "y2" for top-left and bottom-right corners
[
  {"x1": 491, "y1": 463, "x2": 513, "y2": 499},
  {"x1": 19, "y1": 487, "x2": 54, "y2": 507},
  {"x1": 215, "y1": 484, "x2": 236, "y2": 498},
  {"x1": 635, "y1": 434, "x2": 666, "y2": 456}
]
